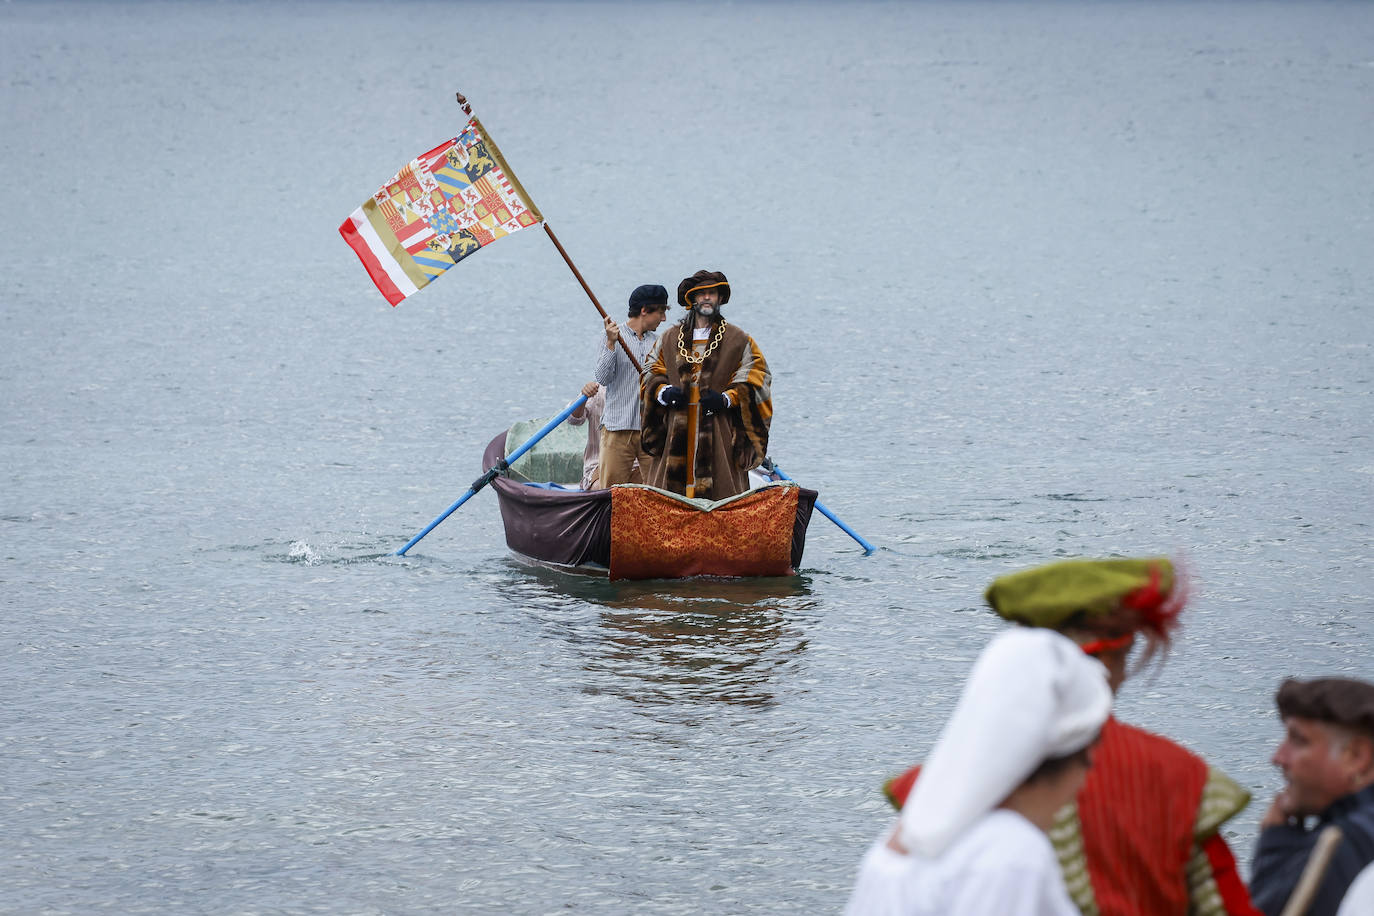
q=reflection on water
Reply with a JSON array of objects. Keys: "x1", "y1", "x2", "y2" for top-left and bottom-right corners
[
  {"x1": 592, "y1": 577, "x2": 814, "y2": 713},
  {"x1": 501, "y1": 564, "x2": 816, "y2": 714}
]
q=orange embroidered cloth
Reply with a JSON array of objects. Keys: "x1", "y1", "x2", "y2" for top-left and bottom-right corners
[{"x1": 609, "y1": 484, "x2": 799, "y2": 580}]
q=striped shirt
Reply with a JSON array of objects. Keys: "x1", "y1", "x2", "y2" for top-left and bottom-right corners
[{"x1": 593, "y1": 324, "x2": 658, "y2": 431}]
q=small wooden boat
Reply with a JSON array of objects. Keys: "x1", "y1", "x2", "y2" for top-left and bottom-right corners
[{"x1": 483, "y1": 423, "x2": 817, "y2": 579}]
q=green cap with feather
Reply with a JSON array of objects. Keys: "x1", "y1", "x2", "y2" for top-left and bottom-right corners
[{"x1": 984, "y1": 557, "x2": 1180, "y2": 634}]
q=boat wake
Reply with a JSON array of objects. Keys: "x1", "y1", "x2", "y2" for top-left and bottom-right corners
[
  {"x1": 287, "y1": 540, "x2": 323, "y2": 565},
  {"x1": 281, "y1": 539, "x2": 397, "y2": 567}
]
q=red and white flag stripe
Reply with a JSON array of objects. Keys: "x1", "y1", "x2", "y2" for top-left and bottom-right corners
[{"x1": 339, "y1": 208, "x2": 418, "y2": 307}]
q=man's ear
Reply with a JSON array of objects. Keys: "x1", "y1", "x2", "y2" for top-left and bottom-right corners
[{"x1": 1345, "y1": 733, "x2": 1374, "y2": 781}]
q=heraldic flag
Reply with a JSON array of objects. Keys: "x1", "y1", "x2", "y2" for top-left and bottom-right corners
[{"x1": 340, "y1": 118, "x2": 544, "y2": 306}]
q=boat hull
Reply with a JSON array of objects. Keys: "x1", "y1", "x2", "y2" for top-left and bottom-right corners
[{"x1": 484, "y1": 433, "x2": 816, "y2": 579}]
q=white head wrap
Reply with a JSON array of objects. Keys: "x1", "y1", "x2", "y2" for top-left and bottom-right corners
[{"x1": 897, "y1": 627, "x2": 1112, "y2": 858}]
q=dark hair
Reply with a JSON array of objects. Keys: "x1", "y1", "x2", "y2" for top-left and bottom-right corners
[
  {"x1": 1277, "y1": 678, "x2": 1374, "y2": 740},
  {"x1": 629, "y1": 301, "x2": 668, "y2": 318},
  {"x1": 1025, "y1": 741, "x2": 1096, "y2": 785}
]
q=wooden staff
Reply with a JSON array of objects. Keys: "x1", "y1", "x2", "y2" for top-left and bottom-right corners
[
  {"x1": 455, "y1": 92, "x2": 641, "y2": 375},
  {"x1": 1279, "y1": 825, "x2": 1343, "y2": 916},
  {"x1": 685, "y1": 368, "x2": 700, "y2": 498}
]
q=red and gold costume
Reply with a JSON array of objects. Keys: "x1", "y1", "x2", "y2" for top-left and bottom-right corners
[
  {"x1": 885, "y1": 718, "x2": 1257, "y2": 915},
  {"x1": 880, "y1": 557, "x2": 1261, "y2": 916}
]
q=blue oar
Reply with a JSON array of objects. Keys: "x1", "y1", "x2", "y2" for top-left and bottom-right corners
[
  {"x1": 395, "y1": 395, "x2": 589, "y2": 556},
  {"x1": 762, "y1": 458, "x2": 876, "y2": 555}
]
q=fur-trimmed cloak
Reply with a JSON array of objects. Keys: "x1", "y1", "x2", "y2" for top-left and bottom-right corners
[{"x1": 639, "y1": 319, "x2": 772, "y2": 500}]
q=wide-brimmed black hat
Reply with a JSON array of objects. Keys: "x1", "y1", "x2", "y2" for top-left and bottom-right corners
[{"x1": 677, "y1": 270, "x2": 730, "y2": 308}]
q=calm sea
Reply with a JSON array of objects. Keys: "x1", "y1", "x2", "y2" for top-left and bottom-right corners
[{"x1": 2, "y1": 1, "x2": 1371, "y2": 912}]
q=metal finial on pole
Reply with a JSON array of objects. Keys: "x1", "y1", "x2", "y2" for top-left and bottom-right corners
[{"x1": 455, "y1": 92, "x2": 473, "y2": 116}]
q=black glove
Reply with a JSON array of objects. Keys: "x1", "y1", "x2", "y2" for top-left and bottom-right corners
[
  {"x1": 700, "y1": 389, "x2": 729, "y2": 415},
  {"x1": 659, "y1": 385, "x2": 686, "y2": 408}
]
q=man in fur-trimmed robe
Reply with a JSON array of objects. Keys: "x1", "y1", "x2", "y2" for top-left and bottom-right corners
[{"x1": 639, "y1": 270, "x2": 772, "y2": 500}]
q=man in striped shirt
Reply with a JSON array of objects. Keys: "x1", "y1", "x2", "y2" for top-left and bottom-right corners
[{"x1": 593, "y1": 284, "x2": 669, "y2": 488}]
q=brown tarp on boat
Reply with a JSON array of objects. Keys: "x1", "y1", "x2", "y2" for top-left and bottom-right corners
[{"x1": 485, "y1": 432, "x2": 611, "y2": 569}]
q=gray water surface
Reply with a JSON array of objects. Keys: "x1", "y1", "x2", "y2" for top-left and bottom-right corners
[{"x1": 2, "y1": 1, "x2": 1371, "y2": 912}]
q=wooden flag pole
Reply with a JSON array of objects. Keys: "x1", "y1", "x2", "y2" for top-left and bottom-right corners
[
  {"x1": 542, "y1": 223, "x2": 642, "y2": 375},
  {"x1": 455, "y1": 92, "x2": 642, "y2": 375}
]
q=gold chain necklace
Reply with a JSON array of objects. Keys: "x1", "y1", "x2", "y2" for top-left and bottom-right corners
[{"x1": 677, "y1": 319, "x2": 728, "y2": 365}]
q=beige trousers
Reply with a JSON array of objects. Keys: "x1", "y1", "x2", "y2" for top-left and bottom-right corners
[{"x1": 597, "y1": 429, "x2": 644, "y2": 489}]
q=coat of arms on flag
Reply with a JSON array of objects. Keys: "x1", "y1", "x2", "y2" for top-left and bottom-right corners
[{"x1": 340, "y1": 117, "x2": 543, "y2": 306}]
